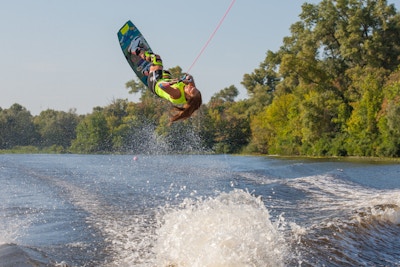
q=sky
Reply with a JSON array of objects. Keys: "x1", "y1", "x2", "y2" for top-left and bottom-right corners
[{"x1": 1, "y1": 0, "x2": 398, "y2": 115}]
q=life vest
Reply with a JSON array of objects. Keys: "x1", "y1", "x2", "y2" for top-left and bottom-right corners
[{"x1": 155, "y1": 81, "x2": 187, "y2": 105}]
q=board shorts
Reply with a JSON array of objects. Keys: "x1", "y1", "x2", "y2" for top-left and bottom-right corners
[{"x1": 147, "y1": 70, "x2": 163, "y2": 95}]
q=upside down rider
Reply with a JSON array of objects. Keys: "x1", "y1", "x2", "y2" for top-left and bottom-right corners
[{"x1": 128, "y1": 41, "x2": 202, "y2": 122}]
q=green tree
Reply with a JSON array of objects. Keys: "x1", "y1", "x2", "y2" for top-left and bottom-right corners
[
  {"x1": 241, "y1": 51, "x2": 278, "y2": 115},
  {"x1": 242, "y1": 0, "x2": 400, "y2": 156},
  {"x1": 0, "y1": 104, "x2": 38, "y2": 149},
  {"x1": 376, "y1": 68, "x2": 400, "y2": 156},
  {"x1": 250, "y1": 94, "x2": 301, "y2": 154},
  {"x1": 34, "y1": 109, "x2": 80, "y2": 149},
  {"x1": 102, "y1": 99, "x2": 129, "y2": 151},
  {"x1": 206, "y1": 86, "x2": 251, "y2": 153},
  {"x1": 210, "y1": 85, "x2": 239, "y2": 103},
  {"x1": 345, "y1": 67, "x2": 386, "y2": 156},
  {"x1": 300, "y1": 0, "x2": 400, "y2": 71},
  {"x1": 242, "y1": 51, "x2": 280, "y2": 96},
  {"x1": 70, "y1": 109, "x2": 111, "y2": 153}
]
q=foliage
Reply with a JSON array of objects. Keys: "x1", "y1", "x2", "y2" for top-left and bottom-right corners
[
  {"x1": 0, "y1": 104, "x2": 39, "y2": 149},
  {"x1": 248, "y1": 0, "x2": 400, "y2": 157},
  {"x1": 34, "y1": 109, "x2": 80, "y2": 148},
  {"x1": 70, "y1": 109, "x2": 111, "y2": 153}
]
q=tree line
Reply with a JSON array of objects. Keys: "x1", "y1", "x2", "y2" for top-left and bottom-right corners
[{"x1": 1, "y1": 0, "x2": 400, "y2": 157}]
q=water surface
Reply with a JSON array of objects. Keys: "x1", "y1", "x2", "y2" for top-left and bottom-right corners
[{"x1": 1, "y1": 154, "x2": 399, "y2": 266}]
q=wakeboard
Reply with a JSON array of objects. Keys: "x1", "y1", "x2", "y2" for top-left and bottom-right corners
[{"x1": 117, "y1": 20, "x2": 152, "y2": 87}]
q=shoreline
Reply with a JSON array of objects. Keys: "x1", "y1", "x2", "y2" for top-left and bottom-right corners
[{"x1": 1, "y1": 149, "x2": 400, "y2": 163}]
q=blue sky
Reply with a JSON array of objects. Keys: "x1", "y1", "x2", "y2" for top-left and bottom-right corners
[{"x1": 1, "y1": 0, "x2": 398, "y2": 115}]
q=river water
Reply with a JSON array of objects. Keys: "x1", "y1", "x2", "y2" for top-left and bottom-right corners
[{"x1": 0, "y1": 154, "x2": 399, "y2": 266}]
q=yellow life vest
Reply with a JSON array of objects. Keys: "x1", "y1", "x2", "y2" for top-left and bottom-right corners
[{"x1": 155, "y1": 81, "x2": 187, "y2": 105}]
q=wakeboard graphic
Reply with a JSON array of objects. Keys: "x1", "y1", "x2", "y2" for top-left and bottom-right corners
[{"x1": 117, "y1": 20, "x2": 153, "y2": 87}]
